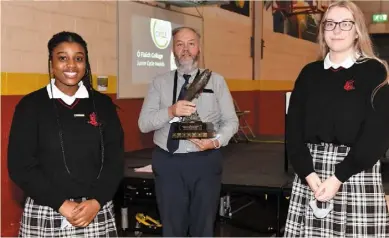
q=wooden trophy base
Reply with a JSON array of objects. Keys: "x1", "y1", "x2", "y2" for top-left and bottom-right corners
[{"x1": 172, "y1": 121, "x2": 215, "y2": 139}]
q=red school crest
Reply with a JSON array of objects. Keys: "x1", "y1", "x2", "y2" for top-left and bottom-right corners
[
  {"x1": 87, "y1": 112, "x2": 100, "y2": 127},
  {"x1": 344, "y1": 80, "x2": 355, "y2": 91}
]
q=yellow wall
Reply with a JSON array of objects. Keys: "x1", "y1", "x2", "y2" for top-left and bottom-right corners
[
  {"x1": 1, "y1": 1, "x2": 322, "y2": 95},
  {"x1": 1, "y1": 1, "x2": 253, "y2": 87}
]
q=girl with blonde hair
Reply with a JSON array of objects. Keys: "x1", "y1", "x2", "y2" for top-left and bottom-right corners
[{"x1": 284, "y1": 1, "x2": 389, "y2": 237}]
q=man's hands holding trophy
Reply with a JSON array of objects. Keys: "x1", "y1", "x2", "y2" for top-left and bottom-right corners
[
  {"x1": 168, "y1": 100, "x2": 196, "y2": 118},
  {"x1": 168, "y1": 69, "x2": 220, "y2": 151},
  {"x1": 190, "y1": 138, "x2": 219, "y2": 151},
  {"x1": 168, "y1": 101, "x2": 218, "y2": 150}
]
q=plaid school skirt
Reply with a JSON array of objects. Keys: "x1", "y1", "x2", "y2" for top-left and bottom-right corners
[
  {"x1": 18, "y1": 197, "x2": 117, "y2": 237},
  {"x1": 284, "y1": 143, "x2": 389, "y2": 238}
]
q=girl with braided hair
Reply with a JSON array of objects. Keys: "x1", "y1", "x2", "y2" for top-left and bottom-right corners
[{"x1": 8, "y1": 31, "x2": 124, "y2": 237}]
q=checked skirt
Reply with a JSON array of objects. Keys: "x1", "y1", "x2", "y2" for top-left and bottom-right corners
[
  {"x1": 18, "y1": 197, "x2": 118, "y2": 237},
  {"x1": 284, "y1": 143, "x2": 389, "y2": 237}
]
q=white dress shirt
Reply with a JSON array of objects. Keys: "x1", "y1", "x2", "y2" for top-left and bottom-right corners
[
  {"x1": 323, "y1": 53, "x2": 357, "y2": 69},
  {"x1": 46, "y1": 79, "x2": 89, "y2": 105}
]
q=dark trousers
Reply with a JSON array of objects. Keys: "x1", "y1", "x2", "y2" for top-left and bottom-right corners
[{"x1": 152, "y1": 147, "x2": 222, "y2": 237}]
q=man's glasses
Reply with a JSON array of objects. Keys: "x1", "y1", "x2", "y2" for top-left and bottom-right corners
[{"x1": 323, "y1": 20, "x2": 355, "y2": 31}]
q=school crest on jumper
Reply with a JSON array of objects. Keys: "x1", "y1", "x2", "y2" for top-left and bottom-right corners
[
  {"x1": 344, "y1": 80, "x2": 355, "y2": 91},
  {"x1": 87, "y1": 112, "x2": 100, "y2": 127}
]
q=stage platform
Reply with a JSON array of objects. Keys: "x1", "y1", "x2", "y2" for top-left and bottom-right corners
[
  {"x1": 124, "y1": 142, "x2": 294, "y2": 190},
  {"x1": 117, "y1": 142, "x2": 389, "y2": 236},
  {"x1": 118, "y1": 142, "x2": 294, "y2": 236}
]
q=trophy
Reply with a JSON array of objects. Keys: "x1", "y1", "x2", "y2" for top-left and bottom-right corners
[{"x1": 172, "y1": 69, "x2": 216, "y2": 139}]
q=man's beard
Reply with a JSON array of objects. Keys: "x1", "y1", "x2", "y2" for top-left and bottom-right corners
[{"x1": 174, "y1": 53, "x2": 199, "y2": 74}]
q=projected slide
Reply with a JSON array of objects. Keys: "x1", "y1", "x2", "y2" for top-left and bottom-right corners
[
  {"x1": 132, "y1": 16, "x2": 181, "y2": 83},
  {"x1": 118, "y1": 1, "x2": 202, "y2": 98}
]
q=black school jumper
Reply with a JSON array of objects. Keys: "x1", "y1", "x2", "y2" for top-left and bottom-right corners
[
  {"x1": 8, "y1": 87, "x2": 124, "y2": 237},
  {"x1": 284, "y1": 58, "x2": 389, "y2": 237}
]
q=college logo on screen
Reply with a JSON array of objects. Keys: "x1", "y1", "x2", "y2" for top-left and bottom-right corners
[{"x1": 150, "y1": 18, "x2": 172, "y2": 50}]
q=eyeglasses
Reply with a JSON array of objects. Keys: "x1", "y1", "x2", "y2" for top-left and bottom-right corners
[{"x1": 323, "y1": 20, "x2": 355, "y2": 31}]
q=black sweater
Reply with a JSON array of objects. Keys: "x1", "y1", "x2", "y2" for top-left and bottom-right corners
[
  {"x1": 286, "y1": 58, "x2": 389, "y2": 182},
  {"x1": 8, "y1": 87, "x2": 124, "y2": 211}
]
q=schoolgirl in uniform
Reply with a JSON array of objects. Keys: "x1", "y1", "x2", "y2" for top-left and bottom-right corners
[
  {"x1": 8, "y1": 31, "x2": 124, "y2": 237},
  {"x1": 284, "y1": 1, "x2": 389, "y2": 237}
]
